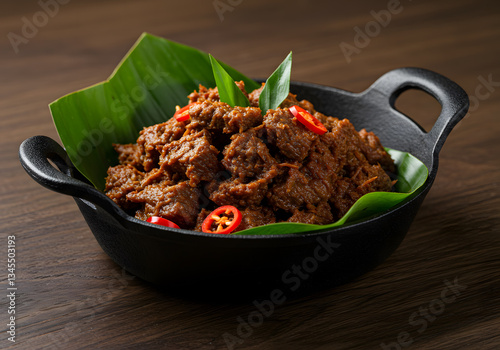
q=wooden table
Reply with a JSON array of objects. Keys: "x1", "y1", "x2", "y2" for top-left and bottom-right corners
[{"x1": 1, "y1": 0, "x2": 499, "y2": 349}]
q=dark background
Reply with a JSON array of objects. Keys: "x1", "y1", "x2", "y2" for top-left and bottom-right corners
[{"x1": 1, "y1": 0, "x2": 499, "y2": 349}]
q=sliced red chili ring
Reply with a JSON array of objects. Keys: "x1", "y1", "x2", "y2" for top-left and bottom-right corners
[
  {"x1": 289, "y1": 105, "x2": 328, "y2": 135},
  {"x1": 173, "y1": 103, "x2": 192, "y2": 122},
  {"x1": 146, "y1": 216, "x2": 180, "y2": 229},
  {"x1": 201, "y1": 205, "x2": 242, "y2": 234}
]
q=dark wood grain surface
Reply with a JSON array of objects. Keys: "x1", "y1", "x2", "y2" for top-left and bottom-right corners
[{"x1": 1, "y1": 0, "x2": 499, "y2": 349}]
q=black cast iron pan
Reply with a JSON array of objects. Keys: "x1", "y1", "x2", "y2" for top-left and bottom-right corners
[{"x1": 19, "y1": 67, "x2": 468, "y2": 298}]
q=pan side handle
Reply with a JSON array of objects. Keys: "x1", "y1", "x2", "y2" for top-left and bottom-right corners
[
  {"x1": 367, "y1": 67, "x2": 469, "y2": 158},
  {"x1": 19, "y1": 135, "x2": 128, "y2": 225}
]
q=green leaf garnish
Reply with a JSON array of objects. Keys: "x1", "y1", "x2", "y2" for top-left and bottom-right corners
[
  {"x1": 209, "y1": 54, "x2": 250, "y2": 108},
  {"x1": 233, "y1": 148, "x2": 428, "y2": 235},
  {"x1": 259, "y1": 51, "x2": 292, "y2": 114}
]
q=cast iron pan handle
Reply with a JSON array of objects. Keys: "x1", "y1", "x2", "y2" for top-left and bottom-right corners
[
  {"x1": 19, "y1": 135, "x2": 127, "y2": 224},
  {"x1": 369, "y1": 67, "x2": 469, "y2": 157}
]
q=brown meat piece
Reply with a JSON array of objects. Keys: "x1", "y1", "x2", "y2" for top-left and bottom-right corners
[
  {"x1": 104, "y1": 165, "x2": 144, "y2": 209},
  {"x1": 287, "y1": 201, "x2": 333, "y2": 225},
  {"x1": 248, "y1": 83, "x2": 264, "y2": 107},
  {"x1": 223, "y1": 106, "x2": 263, "y2": 134},
  {"x1": 267, "y1": 140, "x2": 338, "y2": 212},
  {"x1": 358, "y1": 128, "x2": 396, "y2": 173},
  {"x1": 302, "y1": 140, "x2": 338, "y2": 196},
  {"x1": 137, "y1": 117, "x2": 187, "y2": 171},
  {"x1": 279, "y1": 93, "x2": 316, "y2": 114},
  {"x1": 210, "y1": 169, "x2": 277, "y2": 207},
  {"x1": 188, "y1": 84, "x2": 220, "y2": 103},
  {"x1": 113, "y1": 143, "x2": 144, "y2": 170},
  {"x1": 322, "y1": 118, "x2": 394, "y2": 173},
  {"x1": 315, "y1": 112, "x2": 341, "y2": 132},
  {"x1": 127, "y1": 181, "x2": 200, "y2": 228},
  {"x1": 140, "y1": 168, "x2": 175, "y2": 188},
  {"x1": 234, "y1": 206, "x2": 276, "y2": 232},
  {"x1": 323, "y1": 120, "x2": 394, "y2": 218},
  {"x1": 189, "y1": 100, "x2": 262, "y2": 134},
  {"x1": 222, "y1": 129, "x2": 277, "y2": 180},
  {"x1": 330, "y1": 178, "x2": 360, "y2": 218},
  {"x1": 330, "y1": 165, "x2": 393, "y2": 219},
  {"x1": 320, "y1": 118, "x2": 369, "y2": 177},
  {"x1": 188, "y1": 100, "x2": 230, "y2": 130},
  {"x1": 263, "y1": 108, "x2": 318, "y2": 161},
  {"x1": 210, "y1": 159, "x2": 278, "y2": 207},
  {"x1": 194, "y1": 208, "x2": 211, "y2": 232},
  {"x1": 267, "y1": 167, "x2": 323, "y2": 211},
  {"x1": 160, "y1": 129, "x2": 219, "y2": 187}
]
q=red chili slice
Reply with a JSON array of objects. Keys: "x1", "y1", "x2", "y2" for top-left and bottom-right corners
[
  {"x1": 173, "y1": 103, "x2": 192, "y2": 122},
  {"x1": 146, "y1": 216, "x2": 180, "y2": 229},
  {"x1": 289, "y1": 105, "x2": 327, "y2": 135},
  {"x1": 201, "y1": 205, "x2": 242, "y2": 234}
]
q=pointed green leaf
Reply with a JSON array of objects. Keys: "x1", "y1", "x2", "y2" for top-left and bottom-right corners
[
  {"x1": 259, "y1": 51, "x2": 292, "y2": 114},
  {"x1": 209, "y1": 54, "x2": 250, "y2": 108}
]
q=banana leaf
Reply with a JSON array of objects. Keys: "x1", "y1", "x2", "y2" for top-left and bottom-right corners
[{"x1": 49, "y1": 32, "x2": 428, "y2": 236}]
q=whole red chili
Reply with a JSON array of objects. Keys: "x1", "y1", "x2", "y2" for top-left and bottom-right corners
[
  {"x1": 201, "y1": 205, "x2": 242, "y2": 234},
  {"x1": 289, "y1": 105, "x2": 327, "y2": 135}
]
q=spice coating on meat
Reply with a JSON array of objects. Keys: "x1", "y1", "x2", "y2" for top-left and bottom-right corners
[
  {"x1": 160, "y1": 129, "x2": 219, "y2": 187},
  {"x1": 105, "y1": 81, "x2": 395, "y2": 231},
  {"x1": 210, "y1": 169, "x2": 278, "y2": 208},
  {"x1": 127, "y1": 181, "x2": 200, "y2": 227},
  {"x1": 105, "y1": 165, "x2": 144, "y2": 210},
  {"x1": 188, "y1": 100, "x2": 262, "y2": 134},
  {"x1": 235, "y1": 206, "x2": 276, "y2": 231},
  {"x1": 136, "y1": 117, "x2": 187, "y2": 171},
  {"x1": 287, "y1": 201, "x2": 334, "y2": 225},
  {"x1": 263, "y1": 108, "x2": 318, "y2": 161},
  {"x1": 113, "y1": 143, "x2": 144, "y2": 170},
  {"x1": 222, "y1": 129, "x2": 277, "y2": 180}
]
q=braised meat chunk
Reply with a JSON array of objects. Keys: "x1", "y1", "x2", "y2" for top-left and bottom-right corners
[
  {"x1": 188, "y1": 100, "x2": 262, "y2": 134},
  {"x1": 127, "y1": 181, "x2": 200, "y2": 228},
  {"x1": 136, "y1": 117, "x2": 187, "y2": 171},
  {"x1": 113, "y1": 143, "x2": 144, "y2": 170},
  {"x1": 287, "y1": 201, "x2": 334, "y2": 225},
  {"x1": 263, "y1": 108, "x2": 318, "y2": 161},
  {"x1": 160, "y1": 129, "x2": 219, "y2": 187},
  {"x1": 105, "y1": 165, "x2": 144, "y2": 210},
  {"x1": 222, "y1": 129, "x2": 277, "y2": 180}
]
